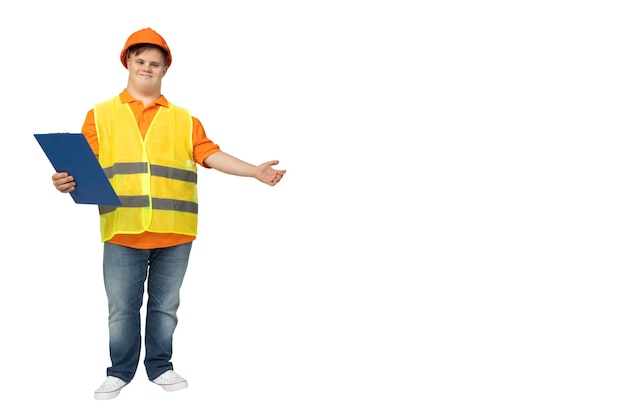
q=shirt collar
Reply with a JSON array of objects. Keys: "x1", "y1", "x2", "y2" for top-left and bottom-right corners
[{"x1": 119, "y1": 89, "x2": 169, "y2": 107}]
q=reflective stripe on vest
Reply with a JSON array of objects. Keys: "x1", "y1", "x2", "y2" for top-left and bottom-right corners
[
  {"x1": 99, "y1": 164, "x2": 199, "y2": 214},
  {"x1": 94, "y1": 96, "x2": 197, "y2": 242}
]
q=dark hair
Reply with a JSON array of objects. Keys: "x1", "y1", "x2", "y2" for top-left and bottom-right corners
[{"x1": 127, "y1": 43, "x2": 169, "y2": 65}]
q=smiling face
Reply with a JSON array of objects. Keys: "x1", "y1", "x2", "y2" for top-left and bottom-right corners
[{"x1": 125, "y1": 46, "x2": 168, "y2": 96}]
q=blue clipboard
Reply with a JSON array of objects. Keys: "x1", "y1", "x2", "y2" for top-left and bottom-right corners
[{"x1": 34, "y1": 133, "x2": 122, "y2": 206}]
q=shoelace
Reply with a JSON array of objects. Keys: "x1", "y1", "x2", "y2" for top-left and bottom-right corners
[
  {"x1": 101, "y1": 377, "x2": 124, "y2": 388},
  {"x1": 157, "y1": 371, "x2": 182, "y2": 382}
]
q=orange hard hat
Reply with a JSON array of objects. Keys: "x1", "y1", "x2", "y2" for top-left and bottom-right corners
[{"x1": 120, "y1": 27, "x2": 172, "y2": 68}]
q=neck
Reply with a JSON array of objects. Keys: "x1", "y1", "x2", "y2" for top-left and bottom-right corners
[{"x1": 126, "y1": 85, "x2": 161, "y2": 106}]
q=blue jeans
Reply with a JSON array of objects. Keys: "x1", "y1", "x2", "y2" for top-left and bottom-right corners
[{"x1": 102, "y1": 241, "x2": 192, "y2": 382}]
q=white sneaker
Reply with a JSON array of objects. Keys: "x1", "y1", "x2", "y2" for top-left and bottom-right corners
[
  {"x1": 152, "y1": 370, "x2": 188, "y2": 392},
  {"x1": 94, "y1": 376, "x2": 127, "y2": 400}
]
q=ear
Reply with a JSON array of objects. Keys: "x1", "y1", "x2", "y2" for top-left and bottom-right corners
[{"x1": 163, "y1": 66, "x2": 168, "y2": 76}]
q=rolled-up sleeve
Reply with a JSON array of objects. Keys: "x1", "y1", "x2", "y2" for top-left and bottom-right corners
[{"x1": 192, "y1": 116, "x2": 221, "y2": 167}]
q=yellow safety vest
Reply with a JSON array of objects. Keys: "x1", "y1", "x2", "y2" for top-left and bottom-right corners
[{"x1": 94, "y1": 96, "x2": 198, "y2": 242}]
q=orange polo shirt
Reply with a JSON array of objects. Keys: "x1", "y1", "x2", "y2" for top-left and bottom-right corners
[{"x1": 82, "y1": 89, "x2": 221, "y2": 249}]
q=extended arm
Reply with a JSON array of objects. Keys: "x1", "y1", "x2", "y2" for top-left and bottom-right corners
[{"x1": 204, "y1": 151, "x2": 286, "y2": 186}]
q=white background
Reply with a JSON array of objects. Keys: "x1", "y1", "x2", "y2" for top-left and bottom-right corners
[{"x1": 1, "y1": 0, "x2": 626, "y2": 416}]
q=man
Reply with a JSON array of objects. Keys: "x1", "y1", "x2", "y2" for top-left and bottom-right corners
[{"x1": 51, "y1": 27, "x2": 286, "y2": 400}]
